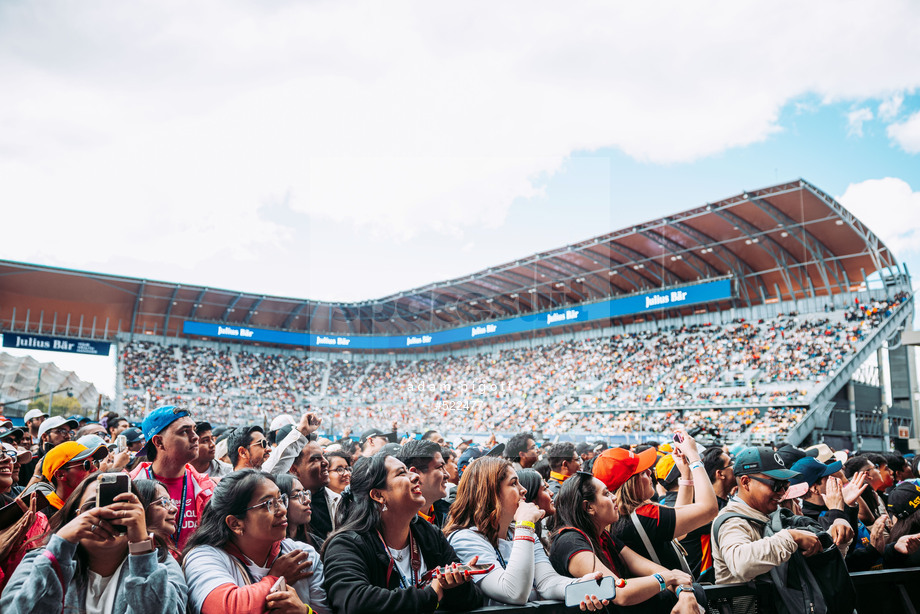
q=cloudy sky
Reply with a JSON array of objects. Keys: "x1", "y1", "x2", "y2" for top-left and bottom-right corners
[{"x1": 2, "y1": 0, "x2": 919, "y2": 395}]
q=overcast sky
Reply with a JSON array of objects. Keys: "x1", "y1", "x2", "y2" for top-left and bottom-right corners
[{"x1": 1, "y1": 0, "x2": 919, "y2": 396}]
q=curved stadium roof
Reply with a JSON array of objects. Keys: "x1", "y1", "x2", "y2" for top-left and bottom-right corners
[{"x1": 0, "y1": 179, "x2": 907, "y2": 349}]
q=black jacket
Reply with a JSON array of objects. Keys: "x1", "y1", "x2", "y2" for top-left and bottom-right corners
[
  {"x1": 322, "y1": 516, "x2": 482, "y2": 614},
  {"x1": 311, "y1": 488, "x2": 333, "y2": 541}
]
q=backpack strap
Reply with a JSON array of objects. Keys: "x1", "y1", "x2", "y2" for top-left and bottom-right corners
[
  {"x1": 629, "y1": 511, "x2": 661, "y2": 565},
  {"x1": 711, "y1": 512, "x2": 765, "y2": 551}
]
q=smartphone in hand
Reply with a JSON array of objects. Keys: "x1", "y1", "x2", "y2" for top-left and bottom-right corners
[
  {"x1": 565, "y1": 576, "x2": 616, "y2": 607},
  {"x1": 96, "y1": 473, "x2": 131, "y2": 534}
]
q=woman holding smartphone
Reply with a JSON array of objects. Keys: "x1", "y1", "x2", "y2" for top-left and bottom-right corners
[
  {"x1": 1, "y1": 472, "x2": 187, "y2": 614},
  {"x1": 182, "y1": 469, "x2": 328, "y2": 614},
  {"x1": 321, "y1": 453, "x2": 481, "y2": 614},
  {"x1": 444, "y1": 457, "x2": 608, "y2": 609},
  {"x1": 550, "y1": 471, "x2": 705, "y2": 614}
]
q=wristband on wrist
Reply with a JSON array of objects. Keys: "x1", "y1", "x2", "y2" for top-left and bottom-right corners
[
  {"x1": 515, "y1": 520, "x2": 536, "y2": 531},
  {"x1": 514, "y1": 535, "x2": 536, "y2": 543},
  {"x1": 678, "y1": 479, "x2": 694, "y2": 486},
  {"x1": 688, "y1": 461, "x2": 703, "y2": 472},
  {"x1": 653, "y1": 573, "x2": 666, "y2": 592}
]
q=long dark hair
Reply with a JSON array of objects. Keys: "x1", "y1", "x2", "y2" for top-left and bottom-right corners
[
  {"x1": 890, "y1": 507, "x2": 920, "y2": 542},
  {"x1": 321, "y1": 453, "x2": 390, "y2": 557},
  {"x1": 132, "y1": 478, "x2": 181, "y2": 560},
  {"x1": 182, "y1": 469, "x2": 274, "y2": 557},
  {"x1": 552, "y1": 472, "x2": 604, "y2": 556},
  {"x1": 274, "y1": 473, "x2": 318, "y2": 548},
  {"x1": 518, "y1": 469, "x2": 549, "y2": 549},
  {"x1": 49, "y1": 472, "x2": 138, "y2": 585}
]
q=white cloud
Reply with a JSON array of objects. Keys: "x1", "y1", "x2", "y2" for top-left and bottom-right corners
[
  {"x1": 878, "y1": 93, "x2": 904, "y2": 121},
  {"x1": 1, "y1": 0, "x2": 920, "y2": 278},
  {"x1": 847, "y1": 107, "x2": 873, "y2": 137},
  {"x1": 838, "y1": 177, "x2": 920, "y2": 255},
  {"x1": 887, "y1": 110, "x2": 920, "y2": 153}
]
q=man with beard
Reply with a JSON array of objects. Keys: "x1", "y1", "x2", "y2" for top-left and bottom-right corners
[
  {"x1": 129, "y1": 405, "x2": 214, "y2": 551},
  {"x1": 227, "y1": 425, "x2": 269, "y2": 471}
]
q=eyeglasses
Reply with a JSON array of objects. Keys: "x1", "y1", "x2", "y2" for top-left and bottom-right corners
[
  {"x1": 331, "y1": 466, "x2": 352, "y2": 475},
  {"x1": 249, "y1": 439, "x2": 269, "y2": 449},
  {"x1": 289, "y1": 490, "x2": 311, "y2": 504},
  {"x1": 2, "y1": 450, "x2": 17, "y2": 461},
  {"x1": 748, "y1": 476, "x2": 790, "y2": 493},
  {"x1": 63, "y1": 459, "x2": 99, "y2": 472},
  {"x1": 150, "y1": 496, "x2": 178, "y2": 511},
  {"x1": 48, "y1": 428, "x2": 73, "y2": 437},
  {"x1": 246, "y1": 493, "x2": 288, "y2": 513}
]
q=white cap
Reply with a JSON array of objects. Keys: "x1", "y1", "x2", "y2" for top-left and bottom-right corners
[
  {"x1": 37, "y1": 415, "x2": 79, "y2": 441},
  {"x1": 24, "y1": 409, "x2": 49, "y2": 422},
  {"x1": 269, "y1": 414, "x2": 296, "y2": 432}
]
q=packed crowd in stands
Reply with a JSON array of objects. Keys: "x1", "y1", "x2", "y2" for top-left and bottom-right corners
[
  {"x1": 1, "y1": 406, "x2": 918, "y2": 614},
  {"x1": 120, "y1": 295, "x2": 906, "y2": 441}
]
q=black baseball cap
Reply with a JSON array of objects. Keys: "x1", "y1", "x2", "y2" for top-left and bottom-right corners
[
  {"x1": 887, "y1": 482, "x2": 920, "y2": 520},
  {"x1": 360, "y1": 428, "x2": 397, "y2": 445},
  {"x1": 734, "y1": 446, "x2": 799, "y2": 480}
]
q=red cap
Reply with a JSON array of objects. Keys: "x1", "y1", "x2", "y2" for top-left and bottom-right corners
[{"x1": 592, "y1": 447, "x2": 658, "y2": 491}]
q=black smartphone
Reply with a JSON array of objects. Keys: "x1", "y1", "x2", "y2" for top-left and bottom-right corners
[{"x1": 96, "y1": 473, "x2": 131, "y2": 534}]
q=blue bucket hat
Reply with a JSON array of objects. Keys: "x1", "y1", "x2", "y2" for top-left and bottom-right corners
[{"x1": 136, "y1": 405, "x2": 190, "y2": 457}]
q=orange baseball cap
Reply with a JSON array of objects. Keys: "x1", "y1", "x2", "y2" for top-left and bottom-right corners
[
  {"x1": 593, "y1": 447, "x2": 658, "y2": 491},
  {"x1": 42, "y1": 441, "x2": 108, "y2": 481}
]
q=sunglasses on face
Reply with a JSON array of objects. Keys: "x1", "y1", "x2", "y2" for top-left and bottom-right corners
[
  {"x1": 246, "y1": 493, "x2": 288, "y2": 513},
  {"x1": 64, "y1": 459, "x2": 99, "y2": 472},
  {"x1": 249, "y1": 439, "x2": 269, "y2": 449},
  {"x1": 749, "y1": 476, "x2": 790, "y2": 493}
]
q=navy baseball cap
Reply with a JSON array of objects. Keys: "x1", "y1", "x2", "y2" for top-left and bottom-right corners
[
  {"x1": 734, "y1": 446, "x2": 799, "y2": 480},
  {"x1": 136, "y1": 405, "x2": 190, "y2": 457},
  {"x1": 789, "y1": 457, "x2": 842, "y2": 487},
  {"x1": 121, "y1": 427, "x2": 144, "y2": 444}
]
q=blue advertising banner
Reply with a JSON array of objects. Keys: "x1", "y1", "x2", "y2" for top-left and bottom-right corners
[
  {"x1": 2, "y1": 332, "x2": 111, "y2": 356},
  {"x1": 183, "y1": 278, "x2": 733, "y2": 350}
]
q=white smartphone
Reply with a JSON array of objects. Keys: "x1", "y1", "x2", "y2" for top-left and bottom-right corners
[
  {"x1": 565, "y1": 575, "x2": 616, "y2": 607},
  {"x1": 115, "y1": 435, "x2": 127, "y2": 454},
  {"x1": 270, "y1": 576, "x2": 286, "y2": 592}
]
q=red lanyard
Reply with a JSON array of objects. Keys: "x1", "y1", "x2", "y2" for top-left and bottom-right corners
[{"x1": 378, "y1": 530, "x2": 421, "y2": 589}]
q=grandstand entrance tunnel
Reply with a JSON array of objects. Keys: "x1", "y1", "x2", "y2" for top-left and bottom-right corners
[{"x1": 1, "y1": 179, "x2": 919, "y2": 450}]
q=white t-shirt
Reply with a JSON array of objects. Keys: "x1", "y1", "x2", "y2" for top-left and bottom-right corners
[
  {"x1": 86, "y1": 559, "x2": 127, "y2": 614},
  {"x1": 387, "y1": 544, "x2": 428, "y2": 588}
]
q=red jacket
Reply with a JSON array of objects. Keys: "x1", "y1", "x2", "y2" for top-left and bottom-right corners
[{"x1": 129, "y1": 462, "x2": 215, "y2": 549}]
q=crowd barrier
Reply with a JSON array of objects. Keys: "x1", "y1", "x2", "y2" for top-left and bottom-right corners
[{"x1": 458, "y1": 567, "x2": 920, "y2": 614}]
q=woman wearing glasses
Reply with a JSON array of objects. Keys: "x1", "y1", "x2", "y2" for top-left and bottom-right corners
[
  {"x1": 1, "y1": 472, "x2": 187, "y2": 614},
  {"x1": 133, "y1": 479, "x2": 181, "y2": 560},
  {"x1": 182, "y1": 469, "x2": 328, "y2": 614},
  {"x1": 444, "y1": 457, "x2": 608, "y2": 608},
  {"x1": 275, "y1": 473, "x2": 319, "y2": 549},
  {"x1": 550, "y1": 471, "x2": 704, "y2": 614},
  {"x1": 321, "y1": 453, "x2": 482, "y2": 614}
]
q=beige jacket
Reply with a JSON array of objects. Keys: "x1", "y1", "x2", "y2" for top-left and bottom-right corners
[{"x1": 712, "y1": 497, "x2": 798, "y2": 584}]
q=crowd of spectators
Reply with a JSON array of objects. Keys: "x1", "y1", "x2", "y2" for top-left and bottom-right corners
[{"x1": 119, "y1": 295, "x2": 905, "y2": 442}]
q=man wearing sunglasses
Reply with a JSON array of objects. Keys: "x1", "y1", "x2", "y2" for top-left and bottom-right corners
[
  {"x1": 21, "y1": 441, "x2": 108, "y2": 511},
  {"x1": 712, "y1": 446, "x2": 825, "y2": 584},
  {"x1": 227, "y1": 425, "x2": 269, "y2": 471}
]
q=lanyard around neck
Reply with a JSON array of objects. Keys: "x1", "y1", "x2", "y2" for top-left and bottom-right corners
[
  {"x1": 148, "y1": 467, "x2": 189, "y2": 546},
  {"x1": 378, "y1": 529, "x2": 420, "y2": 589}
]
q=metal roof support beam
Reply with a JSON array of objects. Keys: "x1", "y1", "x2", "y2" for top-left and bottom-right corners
[
  {"x1": 162, "y1": 285, "x2": 180, "y2": 338},
  {"x1": 746, "y1": 195, "x2": 840, "y2": 296},
  {"x1": 129, "y1": 280, "x2": 146, "y2": 342},
  {"x1": 188, "y1": 288, "x2": 209, "y2": 319},
  {"x1": 580, "y1": 248, "x2": 645, "y2": 293},
  {"x1": 222, "y1": 293, "x2": 243, "y2": 321},
  {"x1": 451, "y1": 281, "x2": 519, "y2": 316},
  {"x1": 282, "y1": 302, "x2": 308, "y2": 329},
  {"x1": 604, "y1": 243, "x2": 664, "y2": 287},
  {"x1": 242, "y1": 296, "x2": 264, "y2": 325},
  {"x1": 640, "y1": 229, "x2": 715, "y2": 279},
  {"x1": 541, "y1": 256, "x2": 606, "y2": 299},
  {"x1": 713, "y1": 209, "x2": 807, "y2": 302},
  {"x1": 530, "y1": 262, "x2": 586, "y2": 302}
]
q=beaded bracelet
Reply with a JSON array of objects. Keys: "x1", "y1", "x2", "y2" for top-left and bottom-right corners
[
  {"x1": 515, "y1": 520, "x2": 536, "y2": 531},
  {"x1": 653, "y1": 573, "x2": 666, "y2": 592}
]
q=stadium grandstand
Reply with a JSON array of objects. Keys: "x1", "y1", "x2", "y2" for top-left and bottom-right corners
[{"x1": 1, "y1": 178, "x2": 917, "y2": 452}]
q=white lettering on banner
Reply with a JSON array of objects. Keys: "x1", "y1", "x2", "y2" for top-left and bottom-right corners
[
  {"x1": 317, "y1": 336, "x2": 336, "y2": 345},
  {"x1": 547, "y1": 309, "x2": 580, "y2": 325},
  {"x1": 218, "y1": 326, "x2": 239, "y2": 336},
  {"x1": 240, "y1": 328, "x2": 254, "y2": 338},
  {"x1": 336, "y1": 337, "x2": 350, "y2": 346},
  {"x1": 53, "y1": 339, "x2": 74, "y2": 351},
  {"x1": 14, "y1": 336, "x2": 51, "y2": 349},
  {"x1": 645, "y1": 294, "x2": 669, "y2": 308},
  {"x1": 670, "y1": 290, "x2": 688, "y2": 302},
  {"x1": 471, "y1": 324, "x2": 497, "y2": 338},
  {"x1": 406, "y1": 335, "x2": 432, "y2": 347}
]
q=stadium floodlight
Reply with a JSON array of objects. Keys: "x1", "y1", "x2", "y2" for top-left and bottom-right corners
[
  {"x1": 510, "y1": 293, "x2": 519, "y2": 298},
  {"x1": 528, "y1": 288, "x2": 537, "y2": 293},
  {"x1": 781, "y1": 232, "x2": 789, "y2": 237}
]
